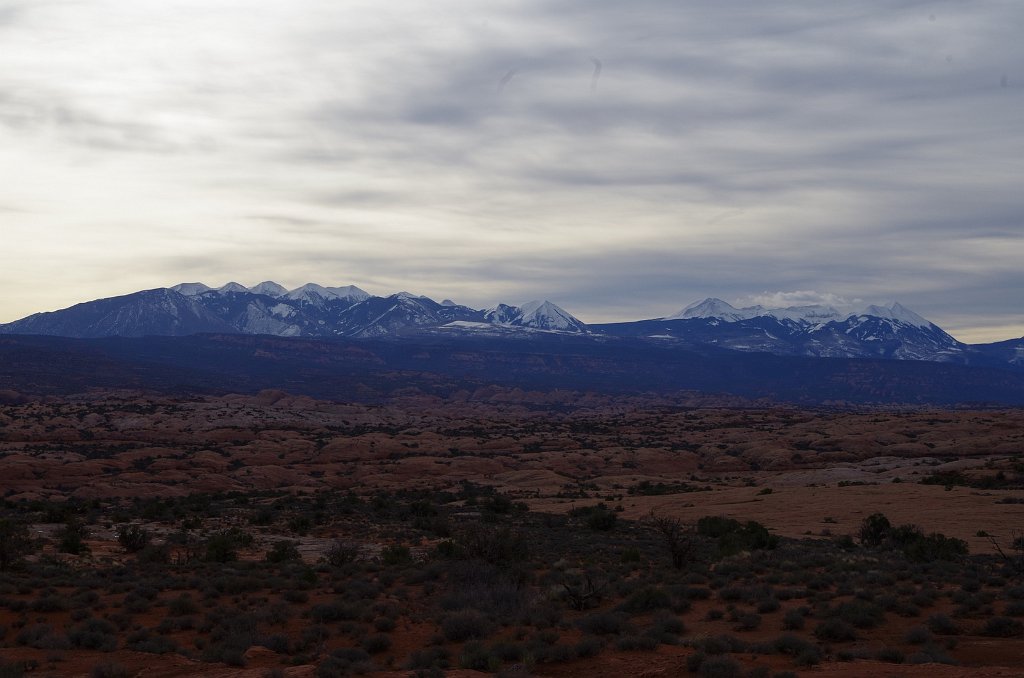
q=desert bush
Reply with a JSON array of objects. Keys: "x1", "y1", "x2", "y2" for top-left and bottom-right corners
[
  {"x1": 569, "y1": 503, "x2": 618, "y2": 531},
  {"x1": 782, "y1": 608, "x2": 806, "y2": 630},
  {"x1": 733, "y1": 613, "x2": 761, "y2": 631},
  {"x1": 574, "y1": 635, "x2": 603, "y2": 658},
  {"x1": 793, "y1": 646, "x2": 823, "y2": 667},
  {"x1": 577, "y1": 611, "x2": 628, "y2": 635},
  {"x1": 260, "y1": 633, "x2": 290, "y2": 654},
  {"x1": 1004, "y1": 600, "x2": 1024, "y2": 616},
  {"x1": 203, "y1": 532, "x2": 239, "y2": 563},
  {"x1": 0, "y1": 519, "x2": 34, "y2": 570},
  {"x1": 529, "y1": 640, "x2": 573, "y2": 663},
  {"x1": 684, "y1": 586, "x2": 712, "y2": 600},
  {"x1": 813, "y1": 618, "x2": 856, "y2": 642},
  {"x1": 373, "y1": 616, "x2": 396, "y2": 632},
  {"x1": 361, "y1": 633, "x2": 391, "y2": 654},
  {"x1": 456, "y1": 523, "x2": 528, "y2": 565},
  {"x1": 16, "y1": 623, "x2": 70, "y2": 650},
  {"x1": 926, "y1": 613, "x2": 961, "y2": 634},
  {"x1": 0, "y1": 661, "x2": 30, "y2": 678},
  {"x1": 690, "y1": 634, "x2": 748, "y2": 655},
  {"x1": 906, "y1": 643, "x2": 957, "y2": 665},
  {"x1": 650, "y1": 611, "x2": 685, "y2": 635},
  {"x1": 616, "y1": 634, "x2": 659, "y2": 651},
  {"x1": 168, "y1": 594, "x2": 198, "y2": 616},
  {"x1": 696, "y1": 655, "x2": 742, "y2": 677},
  {"x1": 116, "y1": 524, "x2": 151, "y2": 553},
  {"x1": 310, "y1": 600, "x2": 362, "y2": 623},
  {"x1": 125, "y1": 629, "x2": 179, "y2": 654},
  {"x1": 265, "y1": 540, "x2": 302, "y2": 563},
  {"x1": 324, "y1": 541, "x2": 360, "y2": 567},
  {"x1": 831, "y1": 600, "x2": 884, "y2": 629},
  {"x1": 156, "y1": 615, "x2": 194, "y2": 633},
  {"x1": 859, "y1": 513, "x2": 893, "y2": 546},
  {"x1": 31, "y1": 593, "x2": 68, "y2": 612},
  {"x1": 521, "y1": 600, "x2": 562, "y2": 628},
  {"x1": 857, "y1": 513, "x2": 966, "y2": 561},
  {"x1": 486, "y1": 640, "x2": 524, "y2": 662},
  {"x1": 618, "y1": 586, "x2": 671, "y2": 614},
  {"x1": 57, "y1": 518, "x2": 90, "y2": 555},
  {"x1": 903, "y1": 533, "x2": 968, "y2": 562},
  {"x1": 905, "y1": 625, "x2": 932, "y2": 644},
  {"x1": 876, "y1": 647, "x2": 904, "y2": 663},
  {"x1": 201, "y1": 610, "x2": 259, "y2": 666},
  {"x1": 441, "y1": 610, "x2": 491, "y2": 642},
  {"x1": 405, "y1": 647, "x2": 450, "y2": 671},
  {"x1": 380, "y1": 544, "x2": 412, "y2": 565},
  {"x1": 316, "y1": 648, "x2": 373, "y2": 677},
  {"x1": 135, "y1": 543, "x2": 170, "y2": 565},
  {"x1": 770, "y1": 633, "x2": 814, "y2": 657},
  {"x1": 89, "y1": 663, "x2": 131, "y2": 678},
  {"x1": 69, "y1": 618, "x2": 118, "y2": 651},
  {"x1": 443, "y1": 561, "x2": 531, "y2": 621},
  {"x1": 980, "y1": 616, "x2": 1024, "y2": 637},
  {"x1": 697, "y1": 516, "x2": 778, "y2": 555},
  {"x1": 458, "y1": 641, "x2": 498, "y2": 671}
]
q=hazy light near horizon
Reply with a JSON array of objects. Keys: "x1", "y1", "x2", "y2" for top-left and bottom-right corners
[{"x1": 0, "y1": 0, "x2": 1022, "y2": 340}]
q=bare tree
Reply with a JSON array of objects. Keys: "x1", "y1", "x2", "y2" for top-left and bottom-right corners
[
  {"x1": 645, "y1": 511, "x2": 698, "y2": 569},
  {"x1": 562, "y1": 571, "x2": 607, "y2": 610},
  {"x1": 988, "y1": 529, "x2": 1024, "y2": 577},
  {"x1": 0, "y1": 519, "x2": 34, "y2": 570}
]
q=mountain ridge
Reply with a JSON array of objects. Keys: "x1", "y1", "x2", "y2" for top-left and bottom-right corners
[{"x1": 0, "y1": 284, "x2": 1020, "y2": 371}]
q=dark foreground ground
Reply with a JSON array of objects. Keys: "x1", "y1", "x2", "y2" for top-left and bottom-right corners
[{"x1": 2, "y1": 389, "x2": 1024, "y2": 677}]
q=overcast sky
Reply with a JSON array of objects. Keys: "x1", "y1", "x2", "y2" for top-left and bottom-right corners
[{"x1": 1, "y1": 0, "x2": 1022, "y2": 342}]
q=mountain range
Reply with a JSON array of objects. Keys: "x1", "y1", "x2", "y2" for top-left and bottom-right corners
[{"x1": 0, "y1": 282, "x2": 1021, "y2": 371}]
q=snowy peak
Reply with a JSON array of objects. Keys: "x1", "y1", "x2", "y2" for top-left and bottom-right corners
[
  {"x1": 217, "y1": 282, "x2": 249, "y2": 294},
  {"x1": 768, "y1": 305, "x2": 844, "y2": 324},
  {"x1": 394, "y1": 292, "x2": 428, "y2": 301},
  {"x1": 327, "y1": 285, "x2": 371, "y2": 302},
  {"x1": 170, "y1": 282, "x2": 212, "y2": 296},
  {"x1": 668, "y1": 297, "x2": 934, "y2": 329},
  {"x1": 285, "y1": 283, "x2": 341, "y2": 303},
  {"x1": 668, "y1": 298, "x2": 763, "y2": 322},
  {"x1": 486, "y1": 300, "x2": 588, "y2": 333},
  {"x1": 483, "y1": 303, "x2": 521, "y2": 325},
  {"x1": 859, "y1": 302, "x2": 932, "y2": 329},
  {"x1": 249, "y1": 281, "x2": 288, "y2": 297}
]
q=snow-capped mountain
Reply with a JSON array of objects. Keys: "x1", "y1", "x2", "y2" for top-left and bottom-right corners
[
  {"x1": 480, "y1": 301, "x2": 587, "y2": 333},
  {"x1": 249, "y1": 281, "x2": 289, "y2": 297},
  {"x1": 329, "y1": 285, "x2": 372, "y2": 302},
  {"x1": 0, "y1": 288, "x2": 234, "y2": 338},
  {"x1": 515, "y1": 300, "x2": 588, "y2": 332},
  {"x1": 0, "y1": 283, "x2": 585, "y2": 341},
  {"x1": 170, "y1": 282, "x2": 212, "y2": 296},
  {"x1": 666, "y1": 298, "x2": 765, "y2": 322},
  {"x1": 668, "y1": 297, "x2": 877, "y2": 326},
  {"x1": 0, "y1": 288, "x2": 1018, "y2": 370},
  {"x1": 217, "y1": 282, "x2": 250, "y2": 294},
  {"x1": 597, "y1": 297, "x2": 968, "y2": 363},
  {"x1": 483, "y1": 304, "x2": 521, "y2": 325}
]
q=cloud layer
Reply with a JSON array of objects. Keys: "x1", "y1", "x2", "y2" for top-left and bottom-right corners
[{"x1": 1, "y1": 0, "x2": 1022, "y2": 342}]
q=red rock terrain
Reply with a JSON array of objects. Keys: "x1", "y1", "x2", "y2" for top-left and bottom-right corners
[{"x1": 1, "y1": 389, "x2": 1023, "y2": 677}]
